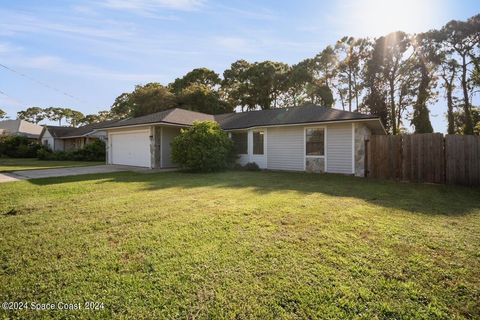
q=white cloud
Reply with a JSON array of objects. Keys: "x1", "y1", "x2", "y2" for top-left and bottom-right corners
[
  {"x1": 0, "y1": 91, "x2": 24, "y2": 107},
  {"x1": 71, "y1": 4, "x2": 99, "y2": 16},
  {"x1": 0, "y1": 11, "x2": 134, "y2": 41},
  {"x1": 214, "y1": 36, "x2": 257, "y2": 53},
  {"x1": 0, "y1": 8, "x2": 196, "y2": 61},
  {"x1": 101, "y1": 0, "x2": 204, "y2": 12},
  {"x1": 2, "y1": 53, "x2": 166, "y2": 82},
  {"x1": 213, "y1": 4, "x2": 276, "y2": 21},
  {"x1": 213, "y1": 33, "x2": 320, "y2": 58},
  {"x1": 0, "y1": 42, "x2": 20, "y2": 54},
  {"x1": 22, "y1": 56, "x2": 65, "y2": 69}
]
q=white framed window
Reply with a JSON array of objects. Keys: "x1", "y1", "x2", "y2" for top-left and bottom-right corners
[
  {"x1": 305, "y1": 127, "x2": 325, "y2": 156},
  {"x1": 253, "y1": 130, "x2": 264, "y2": 155},
  {"x1": 231, "y1": 131, "x2": 248, "y2": 154}
]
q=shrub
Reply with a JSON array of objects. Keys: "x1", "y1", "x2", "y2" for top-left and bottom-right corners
[
  {"x1": 244, "y1": 162, "x2": 260, "y2": 171},
  {"x1": 171, "y1": 121, "x2": 235, "y2": 172},
  {"x1": 0, "y1": 136, "x2": 41, "y2": 158},
  {"x1": 37, "y1": 140, "x2": 106, "y2": 161},
  {"x1": 232, "y1": 163, "x2": 244, "y2": 170},
  {"x1": 36, "y1": 147, "x2": 53, "y2": 160},
  {"x1": 71, "y1": 140, "x2": 106, "y2": 161}
]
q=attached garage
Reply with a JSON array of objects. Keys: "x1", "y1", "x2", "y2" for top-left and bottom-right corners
[{"x1": 109, "y1": 129, "x2": 151, "y2": 167}]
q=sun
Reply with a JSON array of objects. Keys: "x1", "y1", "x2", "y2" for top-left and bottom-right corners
[{"x1": 342, "y1": 0, "x2": 443, "y2": 37}]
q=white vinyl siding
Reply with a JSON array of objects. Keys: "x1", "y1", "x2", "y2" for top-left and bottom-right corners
[
  {"x1": 326, "y1": 123, "x2": 353, "y2": 174},
  {"x1": 161, "y1": 126, "x2": 181, "y2": 168},
  {"x1": 54, "y1": 139, "x2": 64, "y2": 152},
  {"x1": 41, "y1": 130, "x2": 55, "y2": 150},
  {"x1": 266, "y1": 126, "x2": 304, "y2": 171},
  {"x1": 42, "y1": 130, "x2": 64, "y2": 151},
  {"x1": 237, "y1": 154, "x2": 250, "y2": 166}
]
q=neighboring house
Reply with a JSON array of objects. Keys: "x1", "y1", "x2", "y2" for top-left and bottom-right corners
[
  {"x1": 39, "y1": 121, "x2": 114, "y2": 152},
  {"x1": 100, "y1": 104, "x2": 386, "y2": 176},
  {"x1": 0, "y1": 119, "x2": 43, "y2": 140}
]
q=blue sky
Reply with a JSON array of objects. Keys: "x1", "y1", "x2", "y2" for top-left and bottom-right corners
[{"x1": 0, "y1": 0, "x2": 478, "y2": 132}]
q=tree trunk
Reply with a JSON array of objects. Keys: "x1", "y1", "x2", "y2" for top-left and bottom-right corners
[
  {"x1": 353, "y1": 73, "x2": 359, "y2": 111},
  {"x1": 412, "y1": 62, "x2": 433, "y2": 133},
  {"x1": 338, "y1": 88, "x2": 345, "y2": 111},
  {"x1": 397, "y1": 97, "x2": 402, "y2": 133},
  {"x1": 446, "y1": 83, "x2": 455, "y2": 134},
  {"x1": 389, "y1": 78, "x2": 396, "y2": 135},
  {"x1": 461, "y1": 54, "x2": 473, "y2": 134},
  {"x1": 348, "y1": 69, "x2": 352, "y2": 112}
]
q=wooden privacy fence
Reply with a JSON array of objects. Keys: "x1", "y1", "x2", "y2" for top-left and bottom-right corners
[{"x1": 366, "y1": 133, "x2": 480, "y2": 186}]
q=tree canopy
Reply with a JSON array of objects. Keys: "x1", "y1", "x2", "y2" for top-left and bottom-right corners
[
  {"x1": 105, "y1": 13, "x2": 479, "y2": 135},
  {"x1": 170, "y1": 68, "x2": 221, "y2": 94},
  {"x1": 106, "y1": 13, "x2": 475, "y2": 135},
  {"x1": 11, "y1": 14, "x2": 479, "y2": 135},
  {"x1": 110, "y1": 83, "x2": 176, "y2": 118},
  {"x1": 17, "y1": 107, "x2": 46, "y2": 124},
  {"x1": 16, "y1": 107, "x2": 90, "y2": 127},
  {"x1": 177, "y1": 83, "x2": 232, "y2": 115}
]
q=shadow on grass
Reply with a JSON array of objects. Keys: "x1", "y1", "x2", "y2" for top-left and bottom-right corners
[
  {"x1": 0, "y1": 158, "x2": 104, "y2": 172},
  {"x1": 26, "y1": 170, "x2": 480, "y2": 216}
]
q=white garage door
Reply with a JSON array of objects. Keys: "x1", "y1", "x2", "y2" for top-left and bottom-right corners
[{"x1": 110, "y1": 130, "x2": 150, "y2": 167}]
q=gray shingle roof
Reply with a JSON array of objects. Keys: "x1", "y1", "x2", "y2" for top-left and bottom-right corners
[
  {"x1": 45, "y1": 120, "x2": 117, "y2": 138},
  {"x1": 215, "y1": 104, "x2": 377, "y2": 130},
  {"x1": 59, "y1": 120, "x2": 117, "y2": 138},
  {"x1": 101, "y1": 108, "x2": 215, "y2": 129},
  {"x1": 44, "y1": 126, "x2": 76, "y2": 138},
  {"x1": 99, "y1": 104, "x2": 379, "y2": 130}
]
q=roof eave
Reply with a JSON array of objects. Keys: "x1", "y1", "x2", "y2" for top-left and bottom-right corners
[
  {"x1": 222, "y1": 117, "x2": 383, "y2": 131},
  {"x1": 101, "y1": 121, "x2": 191, "y2": 130}
]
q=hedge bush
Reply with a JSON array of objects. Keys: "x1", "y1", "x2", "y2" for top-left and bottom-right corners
[
  {"x1": 171, "y1": 121, "x2": 235, "y2": 172},
  {"x1": 37, "y1": 140, "x2": 106, "y2": 161},
  {"x1": 71, "y1": 140, "x2": 106, "y2": 161},
  {"x1": 0, "y1": 136, "x2": 42, "y2": 158},
  {"x1": 243, "y1": 162, "x2": 260, "y2": 171}
]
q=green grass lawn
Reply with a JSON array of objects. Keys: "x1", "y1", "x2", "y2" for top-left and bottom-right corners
[
  {"x1": 0, "y1": 158, "x2": 104, "y2": 172},
  {"x1": 0, "y1": 171, "x2": 479, "y2": 319}
]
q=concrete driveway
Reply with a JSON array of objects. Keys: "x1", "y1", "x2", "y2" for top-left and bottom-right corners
[{"x1": 0, "y1": 165, "x2": 148, "y2": 183}]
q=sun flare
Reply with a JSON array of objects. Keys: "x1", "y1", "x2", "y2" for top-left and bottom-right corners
[{"x1": 343, "y1": 0, "x2": 442, "y2": 36}]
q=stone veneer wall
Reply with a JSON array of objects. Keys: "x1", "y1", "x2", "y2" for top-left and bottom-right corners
[
  {"x1": 354, "y1": 124, "x2": 371, "y2": 177},
  {"x1": 151, "y1": 126, "x2": 162, "y2": 168},
  {"x1": 305, "y1": 157, "x2": 325, "y2": 173}
]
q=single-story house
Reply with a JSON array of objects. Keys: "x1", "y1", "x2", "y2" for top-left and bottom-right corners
[
  {"x1": 0, "y1": 119, "x2": 44, "y2": 140},
  {"x1": 100, "y1": 104, "x2": 385, "y2": 176},
  {"x1": 39, "y1": 121, "x2": 114, "y2": 152}
]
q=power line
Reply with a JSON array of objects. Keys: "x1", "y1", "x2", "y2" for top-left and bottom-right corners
[
  {"x1": 0, "y1": 88, "x2": 23, "y2": 106},
  {"x1": 0, "y1": 62, "x2": 86, "y2": 103}
]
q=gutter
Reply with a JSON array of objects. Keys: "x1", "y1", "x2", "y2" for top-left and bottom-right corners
[
  {"x1": 98, "y1": 117, "x2": 383, "y2": 132},
  {"x1": 99, "y1": 121, "x2": 191, "y2": 131},
  {"x1": 58, "y1": 132, "x2": 95, "y2": 139},
  {"x1": 222, "y1": 117, "x2": 381, "y2": 131}
]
